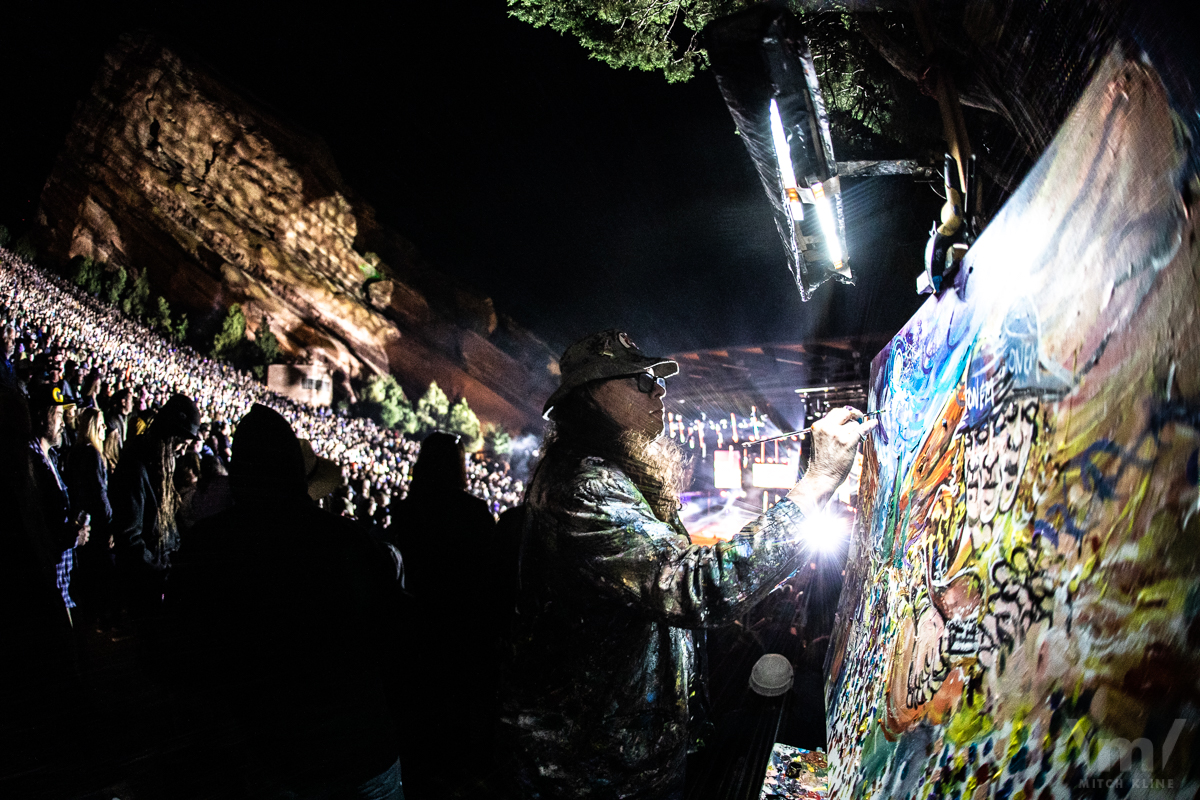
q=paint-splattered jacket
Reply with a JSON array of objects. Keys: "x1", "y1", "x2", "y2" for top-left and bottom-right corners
[{"x1": 500, "y1": 454, "x2": 810, "y2": 799}]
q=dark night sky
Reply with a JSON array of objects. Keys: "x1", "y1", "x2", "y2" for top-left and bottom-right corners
[{"x1": 1, "y1": 2, "x2": 934, "y2": 357}]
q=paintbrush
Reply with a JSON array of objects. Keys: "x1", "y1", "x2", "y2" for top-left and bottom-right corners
[{"x1": 738, "y1": 408, "x2": 884, "y2": 448}]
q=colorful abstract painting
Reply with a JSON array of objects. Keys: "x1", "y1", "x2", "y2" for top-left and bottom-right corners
[
  {"x1": 824, "y1": 45, "x2": 1200, "y2": 799},
  {"x1": 761, "y1": 745, "x2": 831, "y2": 800}
]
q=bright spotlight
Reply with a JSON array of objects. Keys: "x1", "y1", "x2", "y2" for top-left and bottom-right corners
[
  {"x1": 707, "y1": 4, "x2": 854, "y2": 301},
  {"x1": 802, "y1": 507, "x2": 847, "y2": 553},
  {"x1": 769, "y1": 99, "x2": 805, "y2": 222},
  {"x1": 809, "y1": 180, "x2": 843, "y2": 270}
]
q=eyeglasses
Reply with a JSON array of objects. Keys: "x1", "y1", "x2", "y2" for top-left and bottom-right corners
[{"x1": 634, "y1": 372, "x2": 666, "y2": 394}]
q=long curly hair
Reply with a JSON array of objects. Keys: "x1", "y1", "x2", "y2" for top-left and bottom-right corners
[
  {"x1": 532, "y1": 382, "x2": 691, "y2": 523},
  {"x1": 123, "y1": 431, "x2": 182, "y2": 553},
  {"x1": 152, "y1": 437, "x2": 182, "y2": 551}
]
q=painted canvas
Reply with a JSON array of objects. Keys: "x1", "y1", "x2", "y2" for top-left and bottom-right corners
[{"x1": 824, "y1": 44, "x2": 1200, "y2": 799}]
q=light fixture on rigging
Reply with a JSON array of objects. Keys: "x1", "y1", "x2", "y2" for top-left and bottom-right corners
[{"x1": 707, "y1": 4, "x2": 853, "y2": 301}]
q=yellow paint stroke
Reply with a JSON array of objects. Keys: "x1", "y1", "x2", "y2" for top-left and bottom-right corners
[{"x1": 945, "y1": 689, "x2": 991, "y2": 747}]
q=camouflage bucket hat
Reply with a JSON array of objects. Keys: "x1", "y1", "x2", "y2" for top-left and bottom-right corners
[{"x1": 543, "y1": 329, "x2": 679, "y2": 418}]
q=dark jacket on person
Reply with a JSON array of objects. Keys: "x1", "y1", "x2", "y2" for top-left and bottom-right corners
[
  {"x1": 0, "y1": 355, "x2": 16, "y2": 391},
  {"x1": 64, "y1": 441, "x2": 114, "y2": 610},
  {"x1": 170, "y1": 405, "x2": 404, "y2": 792},
  {"x1": 498, "y1": 451, "x2": 812, "y2": 800},
  {"x1": 28, "y1": 441, "x2": 75, "y2": 553},
  {"x1": 392, "y1": 487, "x2": 495, "y2": 608},
  {"x1": 493, "y1": 503, "x2": 527, "y2": 644},
  {"x1": 0, "y1": 390, "x2": 80, "y2": 792},
  {"x1": 384, "y1": 455, "x2": 496, "y2": 793},
  {"x1": 110, "y1": 435, "x2": 176, "y2": 575},
  {"x1": 65, "y1": 441, "x2": 112, "y2": 532}
]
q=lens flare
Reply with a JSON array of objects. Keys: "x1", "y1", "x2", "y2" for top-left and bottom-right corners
[{"x1": 802, "y1": 507, "x2": 848, "y2": 553}]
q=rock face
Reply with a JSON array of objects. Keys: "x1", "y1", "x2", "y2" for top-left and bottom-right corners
[{"x1": 38, "y1": 33, "x2": 557, "y2": 430}]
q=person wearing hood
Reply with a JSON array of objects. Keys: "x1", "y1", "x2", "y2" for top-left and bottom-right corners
[
  {"x1": 170, "y1": 404, "x2": 406, "y2": 799},
  {"x1": 386, "y1": 431, "x2": 496, "y2": 796},
  {"x1": 110, "y1": 392, "x2": 200, "y2": 631}
]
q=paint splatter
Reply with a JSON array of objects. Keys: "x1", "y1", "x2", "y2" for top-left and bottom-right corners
[{"x1": 824, "y1": 47, "x2": 1200, "y2": 799}]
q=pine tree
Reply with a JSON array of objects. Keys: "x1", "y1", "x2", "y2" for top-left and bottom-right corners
[
  {"x1": 253, "y1": 316, "x2": 281, "y2": 364},
  {"x1": 174, "y1": 313, "x2": 190, "y2": 344},
  {"x1": 415, "y1": 381, "x2": 450, "y2": 435},
  {"x1": 485, "y1": 422, "x2": 514, "y2": 455},
  {"x1": 12, "y1": 233, "x2": 37, "y2": 262},
  {"x1": 150, "y1": 296, "x2": 172, "y2": 333},
  {"x1": 211, "y1": 303, "x2": 247, "y2": 359},
  {"x1": 72, "y1": 257, "x2": 103, "y2": 295},
  {"x1": 363, "y1": 373, "x2": 418, "y2": 433},
  {"x1": 123, "y1": 270, "x2": 151, "y2": 318},
  {"x1": 445, "y1": 397, "x2": 483, "y2": 451},
  {"x1": 104, "y1": 266, "x2": 127, "y2": 306}
]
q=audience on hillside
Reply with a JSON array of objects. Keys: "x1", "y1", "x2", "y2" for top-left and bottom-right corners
[
  {"x1": 1, "y1": 246, "x2": 529, "y2": 798},
  {"x1": 0, "y1": 247, "x2": 525, "y2": 525}
]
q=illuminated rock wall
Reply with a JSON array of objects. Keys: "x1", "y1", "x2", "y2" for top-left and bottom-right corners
[
  {"x1": 38, "y1": 33, "x2": 556, "y2": 429},
  {"x1": 825, "y1": 46, "x2": 1200, "y2": 798}
]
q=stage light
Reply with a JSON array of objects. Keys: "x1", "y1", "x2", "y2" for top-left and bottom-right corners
[
  {"x1": 769, "y1": 99, "x2": 804, "y2": 222},
  {"x1": 809, "y1": 180, "x2": 843, "y2": 269},
  {"x1": 707, "y1": 5, "x2": 854, "y2": 301}
]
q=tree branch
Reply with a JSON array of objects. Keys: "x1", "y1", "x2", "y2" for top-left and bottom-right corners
[{"x1": 853, "y1": 13, "x2": 1005, "y2": 118}]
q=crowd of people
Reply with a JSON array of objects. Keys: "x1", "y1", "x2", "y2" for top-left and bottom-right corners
[
  {"x1": 1, "y1": 247, "x2": 518, "y2": 799},
  {"x1": 0, "y1": 247, "x2": 525, "y2": 526},
  {"x1": 2, "y1": 246, "x2": 864, "y2": 800}
]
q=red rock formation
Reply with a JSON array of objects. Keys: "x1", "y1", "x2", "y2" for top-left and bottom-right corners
[{"x1": 38, "y1": 33, "x2": 556, "y2": 430}]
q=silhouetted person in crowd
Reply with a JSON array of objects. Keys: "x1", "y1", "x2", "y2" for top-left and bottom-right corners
[
  {"x1": 110, "y1": 392, "x2": 200, "y2": 651},
  {"x1": 63, "y1": 358, "x2": 80, "y2": 395},
  {"x1": 492, "y1": 503, "x2": 527, "y2": 646},
  {"x1": 64, "y1": 407, "x2": 114, "y2": 629},
  {"x1": 77, "y1": 369, "x2": 101, "y2": 410},
  {"x1": 180, "y1": 452, "x2": 232, "y2": 528},
  {"x1": 1, "y1": 324, "x2": 17, "y2": 389},
  {"x1": 355, "y1": 475, "x2": 373, "y2": 520},
  {"x1": 392, "y1": 432, "x2": 495, "y2": 598},
  {"x1": 28, "y1": 384, "x2": 91, "y2": 623},
  {"x1": 175, "y1": 449, "x2": 201, "y2": 495},
  {"x1": 0, "y1": 387, "x2": 81, "y2": 795},
  {"x1": 15, "y1": 358, "x2": 32, "y2": 395},
  {"x1": 104, "y1": 387, "x2": 135, "y2": 470},
  {"x1": 60, "y1": 397, "x2": 79, "y2": 451},
  {"x1": 488, "y1": 500, "x2": 528, "y2": 780},
  {"x1": 387, "y1": 432, "x2": 496, "y2": 796},
  {"x1": 171, "y1": 404, "x2": 405, "y2": 799}
]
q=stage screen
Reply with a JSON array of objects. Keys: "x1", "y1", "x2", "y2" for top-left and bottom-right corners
[
  {"x1": 751, "y1": 461, "x2": 796, "y2": 489},
  {"x1": 712, "y1": 449, "x2": 742, "y2": 489}
]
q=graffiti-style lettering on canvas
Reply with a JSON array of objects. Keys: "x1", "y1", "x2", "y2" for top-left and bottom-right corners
[{"x1": 825, "y1": 46, "x2": 1200, "y2": 799}]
